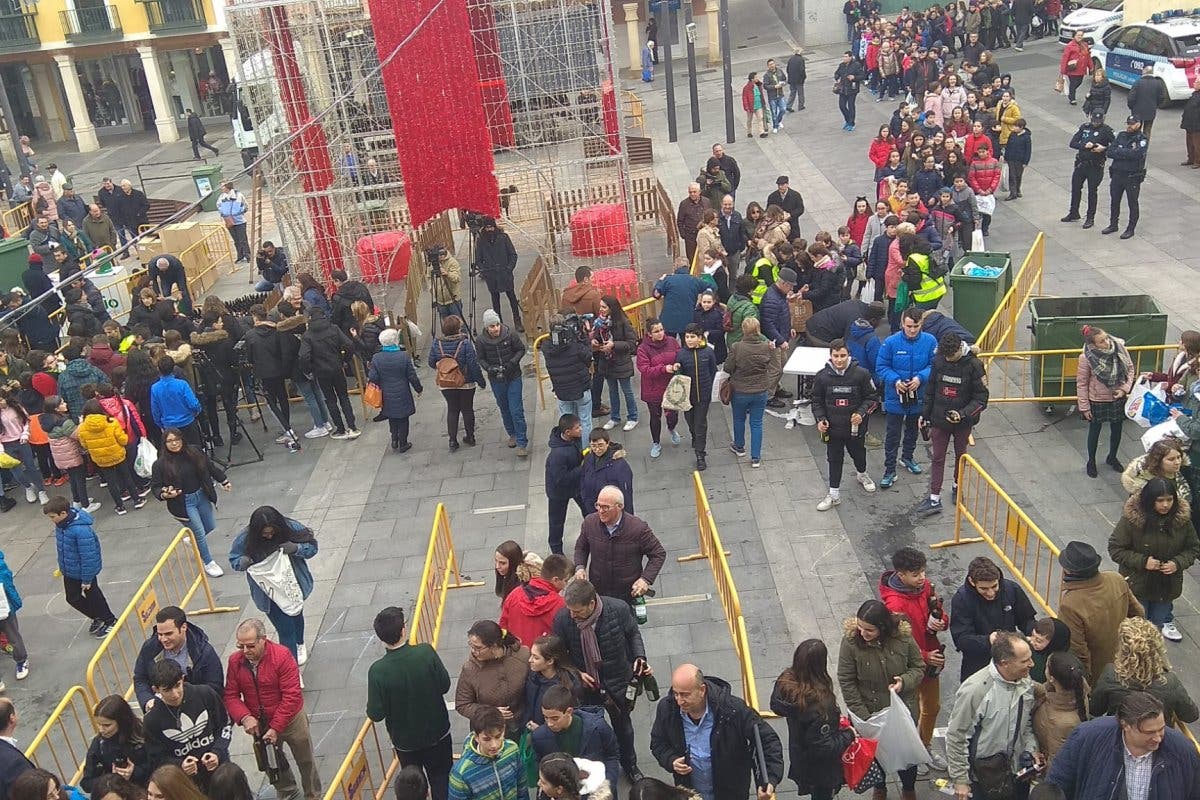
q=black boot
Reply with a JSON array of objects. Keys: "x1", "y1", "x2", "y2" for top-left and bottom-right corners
[
  {"x1": 1101, "y1": 222, "x2": 1119, "y2": 234},
  {"x1": 696, "y1": 452, "x2": 707, "y2": 471},
  {"x1": 1120, "y1": 227, "x2": 1136, "y2": 239},
  {"x1": 1081, "y1": 218, "x2": 1095, "y2": 229},
  {"x1": 391, "y1": 435, "x2": 400, "y2": 450}
]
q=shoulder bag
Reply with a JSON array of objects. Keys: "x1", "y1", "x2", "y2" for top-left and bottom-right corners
[{"x1": 969, "y1": 696, "x2": 1023, "y2": 800}]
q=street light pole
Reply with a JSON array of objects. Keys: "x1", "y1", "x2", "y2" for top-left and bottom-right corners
[
  {"x1": 683, "y1": 1, "x2": 700, "y2": 133},
  {"x1": 719, "y1": 0, "x2": 733, "y2": 143},
  {"x1": 662, "y1": 5, "x2": 677, "y2": 143}
]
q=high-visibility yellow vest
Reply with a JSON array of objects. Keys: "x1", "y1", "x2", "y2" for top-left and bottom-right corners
[
  {"x1": 908, "y1": 253, "x2": 947, "y2": 304},
  {"x1": 750, "y1": 258, "x2": 780, "y2": 305}
]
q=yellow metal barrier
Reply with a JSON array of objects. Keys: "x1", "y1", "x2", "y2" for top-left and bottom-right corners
[
  {"x1": 2, "y1": 201, "x2": 32, "y2": 235},
  {"x1": 409, "y1": 503, "x2": 484, "y2": 648},
  {"x1": 982, "y1": 345, "x2": 1176, "y2": 404},
  {"x1": 679, "y1": 473, "x2": 772, "y2": 717},
  {"x1": 322, "y1": 719, "x2": 401, "y2": 800},
  {"x1": 975, "y1": 232, "x2": 1046, "y2": 355},
  {"x1": 24, "y1": 685, "x2": 95, "y2": 785},
  {"x1": 182, "y1": 223, "x2": 234, "y2": 301},
  {"x1": 86, "y1": 528, "x2": 239, "y2": 704}
]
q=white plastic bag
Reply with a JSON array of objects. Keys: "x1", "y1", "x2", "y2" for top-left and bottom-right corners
[
  {"x1": 999, "y1": 162, "x2": 1009, "y2": 193},
  {"x1": 1125, "y1": 378, "x2": 1167, "y2": 428},
  {"x1": 134, "y1": 439, "x2": 158, "y2": 479},
  {"x1": 976, "y1": 194, "x2": 996, "y2": 215},
  {"x1": 0, "y1": 588, "x2": 10, "y2": 622},
  {"x1": 1142, "y1": 419, "x2": 1188, "y2": 452},
  {"x1": 970, "y1": 229, "x2": 985, "y2": 252},
  {"x1": 247, "y1": 549, "x2": 305, "y2": 616},
  {"x1": 863, "y1": 278, "x2": 876, "y2": 300},
  {"x1": 849, "y1": 690, "x2": 930, "y2": 773},
  {"x1": 712, "y1": 370, "x2": 729, "y2": 403}
]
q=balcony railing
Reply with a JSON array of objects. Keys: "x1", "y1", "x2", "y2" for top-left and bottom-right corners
[
  {"x1": 60, "y1": 5, "x2": 122, "y2": 40},
  {"x1": 141, "y1": 0, "x2": 205, "y2": 32},
  {"x1": 0, "y1": 11, "x2": 38, "y2": 52}
]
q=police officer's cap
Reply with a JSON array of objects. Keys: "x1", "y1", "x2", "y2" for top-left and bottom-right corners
[
  {"x1": 1126, "y1": 114, "x2": 1141, "y2": 125},
  {"x1": 1090, "y1": 109, "x2": 1105, "y2": 122}
]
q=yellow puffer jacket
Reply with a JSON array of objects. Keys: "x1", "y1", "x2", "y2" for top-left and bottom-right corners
[{"x1": 76, "y1": 414, "x2": 128, "y2": 468}]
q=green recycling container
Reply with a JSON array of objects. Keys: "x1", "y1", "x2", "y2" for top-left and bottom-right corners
[
  {"x1": 1029, "y1": 295, "x2": 1168, "y2": 400},
  {"x1": 191, "y1": 164, "x2": 223, "y2": 212},
  {"x1": 0, "y1": 236, "x2": 30, "y2": 296},
  {"x1": 947, "y1": 251, "x2": 1013, "y2": 339}
]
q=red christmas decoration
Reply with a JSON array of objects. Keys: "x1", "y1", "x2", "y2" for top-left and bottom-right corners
[
  {"x1": 356, "y1": 232, "x2": 412, "y2": 283},
  {"x1": 569, "y1": 203, "x2": 630, "y2": 257}
]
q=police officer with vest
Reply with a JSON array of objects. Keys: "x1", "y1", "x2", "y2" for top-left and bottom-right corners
[
  {"x1": 1103, "y1": 115, "x2": 1151, "y2": 240},
  {"x1": 1062, "y1": 109, "x2": 1115, "y2": 229},
  {"x1": 748, "y1": 242, "x2": 788, "y2": 306},
  {"x1": 900, "y1": 233, "x2": 947, "y2": 311}
]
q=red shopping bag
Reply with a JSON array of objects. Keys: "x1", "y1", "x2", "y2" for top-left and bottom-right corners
[{"x1": 842, "y1": 729, "x2": 886, "y2": 793}]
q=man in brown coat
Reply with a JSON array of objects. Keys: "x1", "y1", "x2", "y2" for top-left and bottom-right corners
[
  {"x1": 560, "y1": 266, "x2": 603, "y2": 319},
  {"x1": 676, "y1": 182, "x2": 711, "y2": 265},
  {"x1": 574, "y1": 485, "x2": 666, "y2": 606},
  {"x1": 1057, "y1": 540, "x2": 1144, "y2": 685}
]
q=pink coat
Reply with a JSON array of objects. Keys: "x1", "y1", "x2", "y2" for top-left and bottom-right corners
[
  {"x1": 33, "y1": 182, "x2": 58, "y2": 221},
  {"x1": 98, "y1": 395, "x2": 146, "y2": 440},
  {"x1": 1076, "y1": 347, "x2": 1135, "y2": 413},
  {"x1": 636, "y1": 335, "x2": 681, "y2": 402},
  {"x1": 46, "y1": 418, "x2": 85, "y2": 469}
]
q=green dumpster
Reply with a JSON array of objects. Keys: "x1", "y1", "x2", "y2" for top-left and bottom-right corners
[
  {"x1": 0, "y1": 237, "x2": 30, "y2": 295},
  {"x1": 191, "y1": 164, "x2": 223, "y2": 212},
  {"x1": 947, "y1": 251, "x2": 1012, "y2": 338},
  {"x1": 1029, "y1": 295, "x2": 1168, "y2": 399}
]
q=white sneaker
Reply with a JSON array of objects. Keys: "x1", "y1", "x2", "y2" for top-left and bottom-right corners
[
  {"x1": 623, "y1": 420, "x2": 639, "y2": 432},
  {"x1": 84, "y1": 501, "x2": 102, "y2": 513},
  {"x1": 817, "y1": 494, "x2": 841, "y2": 511},
  {"x1": 858, "y1": 473, "x2": 877, "y2": 493},
  {"x1": 304, "y1": 426, "x2": 329, "y2": 439},
  {"x1": 275, "y1": 433, "x2": 291, "y2": 444},
  {"x1": 203, "y1": 561, "x2": 224, "y2": 578},
  {"x1": 346, "y1": 428, "x2": 362, "y2": 439},
  {"x1": 24, "y1": 486, "x2": 36, "y2": 503},
  {"x1": 1162, "y1": 622, "x2": 1184, "y2": 641},
  {"x1": 37, "y1": 490, "x2": 49, "y2": 504},
  {"x1": 324, "y1": 421, "x2": 335, "y2": 432},
  {"x1": 602, "y1": 419, "x2": 617, "y2": 430},
  {"x1": 14, "y1": 661, "x2": 28, "y2": 680},
  {"x1": 296, "y1": 643, "x2": 308, "y2": 665}
]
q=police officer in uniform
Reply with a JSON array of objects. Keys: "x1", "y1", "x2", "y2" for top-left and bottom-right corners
[
  {"x1": 1062, "y1": 109, "x2": 1115, "y2": 229},
  {"x1": 1103, "y1": 115, "x2": 1151, "y2": 240}
]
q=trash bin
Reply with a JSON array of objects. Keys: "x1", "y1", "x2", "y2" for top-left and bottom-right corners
[
  {"x1": 1029, "y1": 295, "x2": 1168, "y2": 400},
  {"x1": 0, "y1": 236, "x2": 30, "y2": 295},
  {"x1": 947, "y1": 251, "x2": 1013, "y2": 338},
  {"x1": 191, "y1": 164, "x2": 223, "y2": 212}
]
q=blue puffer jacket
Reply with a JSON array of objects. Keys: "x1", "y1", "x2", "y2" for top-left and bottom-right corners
[
  {"x1": 847, "y1": 319, "x2": 883, "y2": 375},
  {"x1": 921, "y1": 310, "x2": 976, "y2": 346},
  {"x1": 229, "y1": 518, "x2": 317, "y2": 614},
  {"x1": 55, "y1": 509, "x2": 103, "y2": 582},
  {"x1": 760, "y1": 285, "x2": 792, "y2": 346},
  {"x1": 429, "y1": 334, "x2": 486, "y2": 387},
  {"x1": 875, "y1": 330, "x2": 937, "y2": 415},
  {"x1": 866, "y1": 233, "x2": 892, "y2": 282},
  {"x1": 1048, "y1": 716, "x2": 1200, "y2": 800},
  {"x1": 0, "y1": 551, "x2": 22, "y2": 614},
  {"x1": 545, "y1": 426, "x2": 584, "y2": 500}
]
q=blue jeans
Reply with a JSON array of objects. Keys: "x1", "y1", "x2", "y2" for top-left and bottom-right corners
[
  {"x1": 731, "y1": 391, "x2": 769, "y2": 459},
  {"x1": 183, "y1": 489, "x2": 216, "y2": 564},
  {"x1": 1142, "y1": 599, "x2": 1175, "y2": 626},
  {"x1": 606, "y1": 377, "x2": 639, "y2": 423},
  {"x1": 770, "y1": 96, "x2": 787, "y2": 128},
  {"x1": 490, "y1": 377, "x2": 528, "y2": 448},
  {"x1": 839, "y1": 92, "x2": 857, "y2": 125},
  {"x1": 556, "y1": 390, "x2": 593, "y2": 440},
  {"x1": 255, "y1": 279, "x2": 283, "y2": 292},
  {"x1": 0, "y1": 442, "x2": 37, "y2": 489},
  {"x1": 266, "y1": 600, "x2": 305, "y2": 661},
  {"x1": 884, "y1": 413, "x2": 920, "y2": 473},
  {"x1": 294, "y1": 376, "x2": 330, "y2": 428}
]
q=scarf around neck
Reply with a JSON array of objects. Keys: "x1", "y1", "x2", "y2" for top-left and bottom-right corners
[
  {"x1": 575, "y1": 596, "x2": 605, "y2": 678},
  {"x1": 1084, "y1": 336, "x2": 1128, "y2": 390}
]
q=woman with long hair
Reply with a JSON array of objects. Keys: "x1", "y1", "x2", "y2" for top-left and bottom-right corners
[
  {"x1": 1077, "y1": 325, "x2": 1135, "y2": 477},
  {"x1": 123, "y1": 349, "x2": 161, "y2": 445},
  {"x1": 350, "y1": 300, "x2": 386, "y2": 359},
  {"x1": 455, "y1": 619, "x2": 530, "y2": 739},
  {"x1": 150, "y1": 428, "x2": 231, "y2": 577},
  {"x1": 230, "y1": 506, "x2": 318, "y2": 664},
  {"x1": 846, "y1": 196, "x2": 874, "y2": 247},
  {"x1": 1090, "y1": 616, "x2": 1200, "y2": 723},
  {"x1": 205, "y1": 763, "x2": 254, "y2": 800},
  {"x1": 538, "y1": 754, "x2": 585, "y2": 800},
  {"x1": 428, "y1": 315, "x2": 485, "y2": 452},
  {"x1": 81, "y1": 695, "x2": 149, "y2": 793},
  {"x1": 9, "y1": 769, "x2": 82, "y2": 800},
  {"x1": 0, "y1": 389, "x2": 48, "y2": 504},
  {"x1": 1123, "y1": 438, "x2": 1191, "y2": 504},
  {"x1": 770, "y1": 640, "x2": 854, "y2": 799},
  {"x1": 494, "y1": 539, "x2": 526, "y2": 600},
  {"x1": 1147, "y1": 329, "x2": 1200, "y2": 397},
  {"x1": 1108, "y1": 478, "x2": 1200, "y2": 642},
  {"x1": 741, "y1": 202, "x2": 765, "y2": 270},
  {"x1": 295, "y1": 272, "x2": 331, "y2": 315},
  {"x1": 838, "y1": 600, "x2": 925, "y2": 796},
  {"x1": 592, "y1": 296, "x2": 639, "y2": 432},
  {"x1": 524, "y1": 634, "x2": 583, "y2": 729},
  {"x1": 635, "y1": 319, "x2": 681, "y2": 459},
  {"x1": 1032, "y1": 651, "x2": 1088, "y2": 766},
  {"x1": 145, "y1": 766, "x2": 206, "y2": 800}
]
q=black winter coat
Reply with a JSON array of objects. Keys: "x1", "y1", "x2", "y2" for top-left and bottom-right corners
[
  {"x1": 368, "y1": 349, "x2": 422, "y2": 419},
  {"x1": 128, "y1": 301, "x2": 165, "y2": 338},
  {"x1": 786, "y1": 53, "x2": 807, "y2": 84},
  {"x1": 552, "y1": 598, "x2": 645, "y2": 699},
  {"x1": 542, "y1": 338, "x2": 592, "y2": 401},
  {"x1": 922, "y1": 348, "x2": 988, "y2": 430},
  {"x1": 80, "y1": 734, "x2": 150, "y2": 793},
  {"x1": 1083, "y1": 81, "x2": 1112, "y2": 117},
  {"x1": 544, "y1": 426, "x2": 583, "y2": 500},
  {"x1": 769, "y1": 682, "x2": 852, "y2": 794},
  {"x1": 592, "y1": 316, "x2": 637, "y2": 380},
  {"x1": 950, "y1": 577, "x2": 1037, "y2": 680},
  {"x1": 242, "y1": 323, "x2": 286, "y2": 381},
  {"x1": 811, "y1": 359, "x2": 879, "y2": 436},
  {"x1": 1127, "y1": 75, "x2": 1167, "y2": 121},
  {"x1": 803, "y1": 263, "x2": 843, "y2": 313},
  {"x1": 806, "y1": 299, "x2": 870, "y2": 343},
  {"x1": 651, "y1": 676, "x2": 785, "y2": 800},
  {"x1": 476, "y1": 230, "x2": 518, "y2": 294},
  {"x1": 109, "y1": 188, "x2": 150, "y2": 227},
  {"x1": 1183, "y1": 91, "x2": 1200, "y2": 132},
  {"x1": 298, "y1": 315, "x2": 354, "y2": 378},
  {"x1": 191, "y1": 328, "x2": 238, "y2": 390},
  {"x1": 330, "y1": 280, "x2": 374, "y2": 334},
  {"x1": 675, "y1": 344, "x2": 718, "y2": 406},
  {"x1": 475, "y1": 325, "x2": 525, "y2": 382},
  {"x1": 354, "y1": 317, "x2": 386, "y2": 359}
]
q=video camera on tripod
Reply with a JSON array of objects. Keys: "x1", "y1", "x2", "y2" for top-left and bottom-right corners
[{"x1": 425, "y1": 245, "x2": 448, "y2": 278}]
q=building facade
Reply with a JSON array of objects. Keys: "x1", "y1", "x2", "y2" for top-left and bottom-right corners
[{"x1": 0, "y1": 0, "x2": 236, "y2": 152}]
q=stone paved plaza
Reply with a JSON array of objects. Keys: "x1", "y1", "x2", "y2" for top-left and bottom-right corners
[{"x1": 7, "y1": 4, "x2": 1200, "y2": 798}]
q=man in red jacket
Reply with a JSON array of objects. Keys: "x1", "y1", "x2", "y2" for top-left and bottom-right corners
[
  {"x1": 224, "y1": 619, "x2": 321, "y2": 800},
  {"x1": 498, "y1": 554, "x2": 572, "y2": 646},
  {"x1": 879, "y1": 547, "x2": 949, "y2": 771}
]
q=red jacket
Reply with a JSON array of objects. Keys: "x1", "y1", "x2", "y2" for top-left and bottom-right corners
[
  {"x1": 31, "y1": 371, "x2": 57, "y2": 399},
  {"x1": 1060, "y1": 40, "x2": 1091, "y2": 77},
  {"x1": 868, "y1": 138, "x2": 897, "y2": 169},
  {"x1": 846, "y1": 212, "x2": 871, "y2": 247},
  {"x1": 964, "y1": 132, "x2": 994, "y2": 164},
  {"x1": 968, "y1": 156, "x2": 1001, "y2": 195},
  {"x1": 498, "y1": 577, "x2": 565, "y2": 647},
  {"x1": 224, "y1": 640, "x2": 304, "y2": 734},
  {"x1": 741, "y1": 82, "x2": 762, "y2": 113},
  {"x1": 98, "y1": 395, "x2": 146, "y2": 440},
  {"x1": 879, "y1": 570, "x2": 948, "y2": 657}
]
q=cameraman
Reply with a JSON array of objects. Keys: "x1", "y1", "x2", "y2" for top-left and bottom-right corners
[
  {"x1": 192, "y1": 314, "x2": 243, "y2": 446},
  {"x1": 428, "y1": 246, "x2": 463, "y2": 321},
  {"x1": 542, "y1": 313, "x2": 594, "y2": 440},
  {"x1": 476, "y1": 309, "x2": 528, "y2": 457},
  {"x1": 255, "y1": 241, "x2": 290, "y2": 292},
  {"x1": 475, "y1": 218, "x2": 523, "y2": 333}
]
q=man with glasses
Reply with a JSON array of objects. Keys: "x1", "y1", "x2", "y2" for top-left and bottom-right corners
[
  {"x1": 573, "y1": 485, "x2": 666, "y2": 607},
  {"x1": 224, "y1": 618, "x2": 321, "y2": 800}
]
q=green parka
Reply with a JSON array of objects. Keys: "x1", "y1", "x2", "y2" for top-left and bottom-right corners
[
  {"x1": 1107, "y1": 494, "x2": 1200, "y2": 603},
  {"x1": 837, "y1": 617, "x2": 925, "y2": 723}
]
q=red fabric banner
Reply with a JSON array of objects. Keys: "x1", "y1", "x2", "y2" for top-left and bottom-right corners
[{"x1": 369, "y1": 0, "x2": 500, "y2": 226}]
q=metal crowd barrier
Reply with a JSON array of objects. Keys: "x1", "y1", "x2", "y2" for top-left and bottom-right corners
[
  {"x1": 23, "y1": 685, "x2": 95, "y2": 785},
  {"x1": 679, "y1": 472, "x2": 773, "y2": 718},
  {"x1": 981, "y1": 344, "x2": 1177, "y2": 404},
  {"x1": 2, "y1": 200, "x2": 32, "y2": 236},
  {"x1": 324, "y1": 505, "x2": 482, "y2": 800},
  {"x1": 86, "y1": 527, "x2": 240, "y2": 704},
  {"x1": 975, "y1": 232, "x2": 1045, "y2": 354}
]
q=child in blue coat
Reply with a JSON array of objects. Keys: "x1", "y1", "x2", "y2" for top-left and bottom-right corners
[
  {"x1": 0, "y1": 549, "x2": 28, "y2": 684},
  {"x1": 44, "y1": 496, "x2": 118, "y2": 638}
]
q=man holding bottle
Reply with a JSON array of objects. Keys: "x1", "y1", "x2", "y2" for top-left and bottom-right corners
[{"x1": 573, "y1": 485, "x2": 667, "y2": 608}]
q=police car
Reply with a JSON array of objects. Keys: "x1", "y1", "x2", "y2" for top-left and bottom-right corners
[
  {"x1": 1092, "y1": 11, "x2": 1200, "y2": 102},
  {"x1": 1060, "y1": 0, "x2": 1124, "y2": 43}
]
